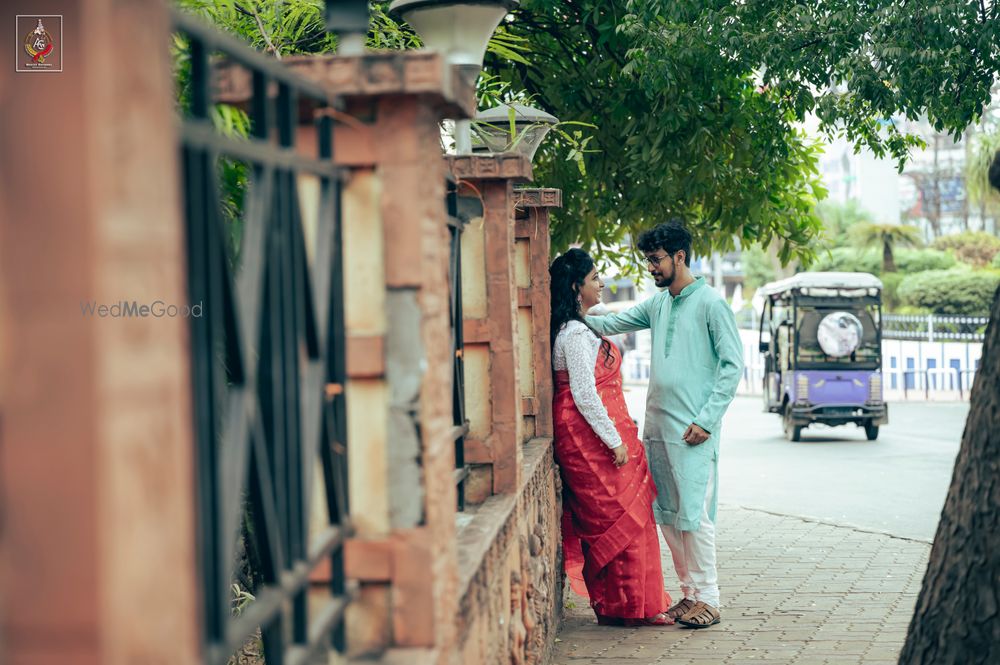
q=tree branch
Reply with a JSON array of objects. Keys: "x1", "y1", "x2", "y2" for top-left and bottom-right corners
[{"x1": 236, "y1": 1, "x2": 281, "y2": 59}]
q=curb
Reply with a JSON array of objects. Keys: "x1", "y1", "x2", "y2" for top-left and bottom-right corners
[{"x1": 721, "y1": 503, "x2": 935, "y2": 545}]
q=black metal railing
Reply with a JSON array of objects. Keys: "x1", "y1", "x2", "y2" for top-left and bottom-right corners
[
  {"x1": 447, "y1": 178, "x2": 470, "y2": 510},
  {"x1": 174, "y1": 10, "x2": 351, "y2": 664}
]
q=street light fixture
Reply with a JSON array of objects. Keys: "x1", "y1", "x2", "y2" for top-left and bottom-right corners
[
  {"x1": 389, "y1": 0, "x2": 520, "y2": 153},
  {"x1": 388, "y1": 0, "x2": 519, "y2": 67},
  {"x1": 326, "y1": 0, "x2": 369, "y2": 55},
  {"x1": 473, "y1": 102, "x2": 558, "y2": 162}
]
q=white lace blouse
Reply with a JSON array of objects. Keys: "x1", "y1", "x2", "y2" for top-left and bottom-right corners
[{"x1": 552, "y1": 320, "x2": 623, "y2": 450}]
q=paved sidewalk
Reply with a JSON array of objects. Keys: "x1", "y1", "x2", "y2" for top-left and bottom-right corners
[{"x1": 552, "y1": 505, "x2": 931, "y2": 665}]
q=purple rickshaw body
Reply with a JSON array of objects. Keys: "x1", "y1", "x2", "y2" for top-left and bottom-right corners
[
  {"x1": 759, "y1": 272, "x2": 889, "y2": 440},
  {"x1": 783, "y1": 369, "x2": 876, "y2": 406}
]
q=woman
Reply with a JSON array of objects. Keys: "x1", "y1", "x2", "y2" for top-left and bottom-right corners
[{"x1": 550, "y1": 249, "x2": 671, "y2": 627}]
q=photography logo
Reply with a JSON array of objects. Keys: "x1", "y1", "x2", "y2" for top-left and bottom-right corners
[{"x1": 16, "y1": 15, "x2": 62, "y2": 73}]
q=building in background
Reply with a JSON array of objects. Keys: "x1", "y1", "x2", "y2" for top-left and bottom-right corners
[
  {"x1": 807, "y1": 110, "x2": 999, "y2": 240},
  {"x1": 816, "y1": 130, "x2": 902, "y2": 226}
]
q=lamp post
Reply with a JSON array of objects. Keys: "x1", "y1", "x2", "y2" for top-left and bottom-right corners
[
  {"x1": 389, "y1": 0, "x2": 519, "y2": 153},
  {"x1": 473, "y1": 102, "x2": 558, "y2": 162}
]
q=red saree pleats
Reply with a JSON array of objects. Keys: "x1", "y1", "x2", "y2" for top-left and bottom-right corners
[{"x1": 553, "y1": 344, "x2": 670, "y2": 619}]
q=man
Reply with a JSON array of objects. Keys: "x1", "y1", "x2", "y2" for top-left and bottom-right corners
[{"x1": 587, "y1": 220, "x2": 743, "y2": 628}]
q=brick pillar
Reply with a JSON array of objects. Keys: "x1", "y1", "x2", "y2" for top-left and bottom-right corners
[
  {"x1": 0, "y1": 2, "x2": 200, "y2": 664},
  {"x1": 277, "y1": 52, "x2": 475, "y2": 660},
  {"x1": 513, "y1": 188, "x2": 562, "y2": 441},
  {"x1": 449, "y1": 155, "x2": 533, "y2": 499}
]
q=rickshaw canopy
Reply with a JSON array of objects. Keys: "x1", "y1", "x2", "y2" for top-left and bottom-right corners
[{"x1": 757, "y1": 272, "x2": 883, "y2": 299}]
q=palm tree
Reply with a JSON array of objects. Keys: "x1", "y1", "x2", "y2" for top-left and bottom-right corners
[{"x1": 850, "y1": 222, "x2": 923, "y2": 273}]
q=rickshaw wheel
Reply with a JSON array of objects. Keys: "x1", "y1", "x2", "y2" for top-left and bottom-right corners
[
  {"x1": 864, "y1": 423, "x2": 879, "y2": 441},
  {"x1": 783, "y1": 404, "x2": 802, "y2": 442}
]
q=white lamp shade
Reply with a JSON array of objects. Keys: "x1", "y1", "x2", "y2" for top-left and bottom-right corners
[
  {"x1": 475, "y1": 123, "x2": 553, "y2": 160},
  {"x1": 390, "y1": 1, "x2": 519, "y2": 66},
  {"x1": 473, "y1": 102, "x2": 558, "y2": 161}
]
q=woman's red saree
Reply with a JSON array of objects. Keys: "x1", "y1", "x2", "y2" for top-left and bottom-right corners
[{"x1": 553, "y1": 342, "x2": 670, "y2": 620}]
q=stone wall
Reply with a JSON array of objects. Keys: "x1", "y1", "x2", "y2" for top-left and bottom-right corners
[{"x1": 455, "y1": 441, "x2": 562, "y2": 665}]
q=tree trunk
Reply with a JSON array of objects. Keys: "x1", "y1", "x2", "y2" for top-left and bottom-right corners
[
  {"x1": 883, "y1": 241, "x2": 896, "y2": 273},
  {"x1": 898, "y1": 285, "x2": 1000, "y2": 665}
]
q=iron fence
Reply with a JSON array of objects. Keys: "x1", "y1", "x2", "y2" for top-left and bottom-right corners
[
  {"x1": 447, "y1": 178, "x2": 471, "y2": 510},
  {"x1": 882, "y1": 314, "x2": 989, "y2": 342},
  {"x1": 174, "y1": 9, "x2": 351, "y2": 664}
]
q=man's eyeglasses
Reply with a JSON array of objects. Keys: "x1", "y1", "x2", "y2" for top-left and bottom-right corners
[{"x1": 643, "y1": 252, "x2": 673, "y2": 267}]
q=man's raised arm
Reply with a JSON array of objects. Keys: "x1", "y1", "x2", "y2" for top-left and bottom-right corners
[{"x1": 586, "y1": 297, "x2": 654, "y2": 335}]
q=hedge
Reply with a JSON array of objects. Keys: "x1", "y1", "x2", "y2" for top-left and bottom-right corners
[
  {"x1": 931, "y1": 231, "x2": 1000, "y2": 268},
  {"x1": 896, "y1": 269, "x2": 1000, "y2": 316}
]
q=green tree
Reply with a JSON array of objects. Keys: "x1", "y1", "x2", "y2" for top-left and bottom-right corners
[
  {"x1": 489, "y1": 0, "x2": 1000, "y2": 264},
  {"x1": 850, "y1": 223, "x2": 923, "y2": 273},
  {"x1": 181, "y1": 1, "x2": 1000, "y2": 267}
]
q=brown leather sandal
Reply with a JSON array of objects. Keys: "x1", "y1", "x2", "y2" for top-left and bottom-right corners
[
  {"x1": 676, "y1": 601, "x2": 720, "y2": 628},
  {"x1": 665, "y1": 597, "x2": 696, "y2": 620}
]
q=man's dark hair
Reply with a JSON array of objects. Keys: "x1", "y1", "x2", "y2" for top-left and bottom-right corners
[{"x1": 637, "y1": 219, "x2": 693, "y2": 267}]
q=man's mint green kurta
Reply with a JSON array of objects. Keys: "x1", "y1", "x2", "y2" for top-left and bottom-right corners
[{"x1": 588, "y1": 277, "x2": 743, "y2": 531}]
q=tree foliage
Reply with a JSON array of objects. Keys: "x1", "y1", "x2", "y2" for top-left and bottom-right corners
[
  {"x1": 486, "y1": 0, "x2": 1000, "y2": 265},
  {"x1": 177, "y1": 1, "x2": 1000, "y2": 270},
  {"x1": 850, "y1": 222, "x2": 923, "y2": 272},
  {"x1": 490, "y1": 1, "x2": 828, "y2": 268},
  {"x1": 932, "y1": 230, "x2": 1000, "y2": 268}
]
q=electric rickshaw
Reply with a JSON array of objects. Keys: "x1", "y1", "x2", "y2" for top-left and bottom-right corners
[{"x1": 757, "y1": 272, "x2": 887, "y2": 441}]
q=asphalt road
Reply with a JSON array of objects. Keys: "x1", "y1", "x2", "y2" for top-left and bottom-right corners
[{"x1": 623, "y1": 388, "x2": 969, "y2": 541}]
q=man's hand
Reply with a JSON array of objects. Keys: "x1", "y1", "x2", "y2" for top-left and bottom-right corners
[
  {"x1": 683, "y1": 424, "x2": 710, "y2": 445},
  {"x1": 612, "y1": 445, "x2": 629, "y2": 467}
]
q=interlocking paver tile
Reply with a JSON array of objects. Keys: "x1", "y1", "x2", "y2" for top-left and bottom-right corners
[{"x1": 551, "y1": 506, "x2": 930, "y2": 665}]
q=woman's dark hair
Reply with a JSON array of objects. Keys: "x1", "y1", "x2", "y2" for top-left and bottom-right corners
[
  {"x1": 637, "y1": 219, "x2": 693, "y2": 266},
  {"x1": 549, "y1": 248, "x2": 613, "y2": 366}
]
